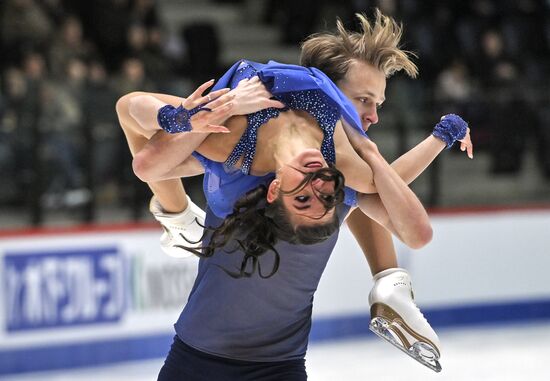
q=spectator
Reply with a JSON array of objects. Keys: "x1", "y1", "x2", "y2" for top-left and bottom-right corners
[
  {"x1": 181, "y1": 22, "x2": 223, "y2": 87},
  {"x1": 0, "y1": 0, "x2": 55, "y2": 68},
  {"x1": 475, "y1": 30, "x2": 528, "y2": 174},
  {"x1": 40, "y1": 0, "x2": 68, "y2": 26},
  {"x1": 48, "y1": 15, "x2": 95, "y2": 79},
  {"x1": 435, "y1": 59, "x2": 475, "y2": 115},
  {"x1": 126, "y1": 23, "x2": 172, "y2": 84},
  {"x1": 1, "y1": 67, "x2": 32, "y2": 200},
  {"x1": 39, "y1": 57, "x2": 89, "y2": 207},
  {"x1": 84, "y1": 60, "x2": 122, "y2": 203},
  {"x1": 86, "y1": 0, "x2": 132, "y2": 72},
  {"x1": 5, "y1": 52, "x2": 49, "y2": 206},
  {"x1": 130, "y1": 0, "x2": 160, "y2": 29},
  {"x1": 112, "y1": 57, "x2": 156, "y2": 97},
  {"x1": 0, "y1": 76, "x2": 17, "y2": 202}
]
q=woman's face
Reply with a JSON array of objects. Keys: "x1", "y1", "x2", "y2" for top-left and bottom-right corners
[{"x1": 267, "y1": 149, "x2": 338, "y2": 225}]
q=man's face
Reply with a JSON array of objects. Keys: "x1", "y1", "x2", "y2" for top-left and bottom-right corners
[{"x1": 337, "y1": 60, "x2": 387, "y2": 132}]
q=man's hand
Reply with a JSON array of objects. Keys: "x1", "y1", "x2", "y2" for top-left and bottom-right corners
[{"x1": 341, "y1": 119, "x2": 373, "y2": 156}]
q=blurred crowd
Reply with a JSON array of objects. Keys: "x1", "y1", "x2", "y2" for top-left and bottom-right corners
[
  {"x1": 1, "y1": 0, "x2": 549, "y2": 225},
  {"x1": 0, "y1": 0, "x2": 180, "y2": 217}
]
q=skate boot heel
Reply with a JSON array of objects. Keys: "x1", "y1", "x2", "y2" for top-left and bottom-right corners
[
  {"x1": 370, "y1": 302, "x2": 442, "y2": 372},
  {"x1": 150, "y1": 196, "x2": 206, "y2": 258}
]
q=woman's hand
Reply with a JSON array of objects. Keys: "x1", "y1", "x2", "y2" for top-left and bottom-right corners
[
  {"x1": 185, "y1": 77, "x2": 285, "y2": 133},
  {"x1": 207, "y1": 76, "x2": 285, "y2": 116},
  {"x1": 459, "y1": 127, "x2": 474, "y2": 159},
  {"x1": 432, "y1": 114, "x2": 473, "y2": 158},
  {"x1": 152, "y1": 79, "x2": 236, "y2": 134},
  {"x1": 183, "y1": 79, "x2": 234, "y2": 134}
]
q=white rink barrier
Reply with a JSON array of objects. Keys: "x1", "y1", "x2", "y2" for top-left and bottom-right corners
[{"x1": 1, "y1": 208, "x2": 550, "y2": 374}]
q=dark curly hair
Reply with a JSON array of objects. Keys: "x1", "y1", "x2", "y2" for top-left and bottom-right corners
[{"x1": 178, "y1": 165, "x2": 346, "y2": 278}]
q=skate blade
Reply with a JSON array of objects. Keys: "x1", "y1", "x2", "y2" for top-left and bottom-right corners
[{"x1": 370, "y1": 317, "x2": 442, "y2": 373}]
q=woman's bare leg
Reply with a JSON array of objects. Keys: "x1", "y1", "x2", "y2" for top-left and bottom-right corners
[{"x1": 116, "y1": 91, "x2": 206, "y2": 212}]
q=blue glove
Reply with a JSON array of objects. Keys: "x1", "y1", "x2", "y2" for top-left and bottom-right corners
[
  {"x1": 157, "y1": 104, "x2": 211, "y2": 133},
  {"x1": 432, "y1": 114, "x2": 468, "y2": 148}
]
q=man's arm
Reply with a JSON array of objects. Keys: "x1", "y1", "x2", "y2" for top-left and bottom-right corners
[
  {"x1": 345, "y1": 136, "x2": 446, "y2": 275},
  {"x1": 345, "y1": 115, "x2": 472, "y2": 272},
  {"x1": 345, "y1": 137, "x2": 444, "y2": 276},
  {"x1": 344, "y1": 136, "x2": 449, "y2": 275},
  {"x1": 352, "y1": 138, "x2": 433, "y2": 249}
]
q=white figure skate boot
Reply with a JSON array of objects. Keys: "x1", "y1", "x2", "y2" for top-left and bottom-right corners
[
  {"x1": 369, "y1": 268, "x2": 442, "y2": 372},
  {"x1": 149, "y1": 196, "x2": 206, "y2": 258}
]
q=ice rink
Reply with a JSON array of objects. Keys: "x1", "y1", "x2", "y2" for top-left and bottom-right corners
[{"x1": 3, "y1": 321, "x2": 549, "y2": 381}]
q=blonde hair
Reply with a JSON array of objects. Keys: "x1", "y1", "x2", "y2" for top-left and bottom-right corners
[{"x1": 300, "y1": 9, "x2": 418, "y2": 83}]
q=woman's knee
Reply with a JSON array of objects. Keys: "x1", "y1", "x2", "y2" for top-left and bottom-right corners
[{"x1": 116, "y1": 92, "x2": 146, "y2": 120}]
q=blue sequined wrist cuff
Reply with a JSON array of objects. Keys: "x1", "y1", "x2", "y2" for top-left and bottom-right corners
[
  {"x1": 157, "y1": 104, "x2": 211, "y2": 133},
  {"x1": 432, "y1": 114, "x2": 468, "y2": 148}
]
